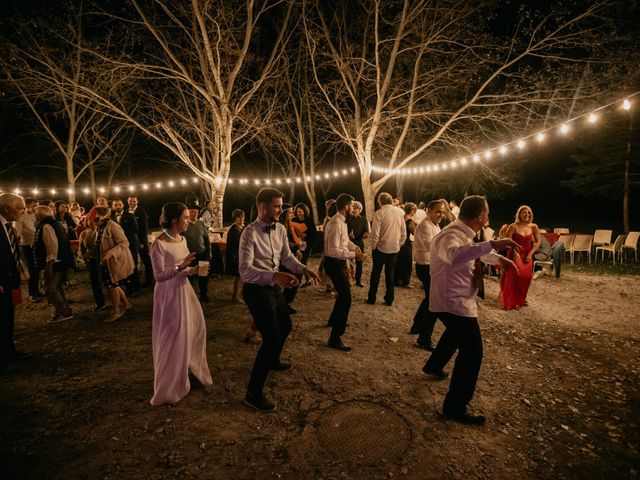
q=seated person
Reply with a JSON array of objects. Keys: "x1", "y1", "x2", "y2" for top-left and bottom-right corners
[{"x1": 533, "y1": 235, "x2": 565, "y2": 279}]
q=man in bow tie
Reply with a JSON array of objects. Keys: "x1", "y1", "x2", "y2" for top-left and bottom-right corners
[
  {"x1": 422, "y1": 195, "x2": 518, "y2": 425},
  {"x1": 0, "y1": 193, "x2": 28, "y2": 360},
  {"x1": 239, "y1": 188, "x2": 320, "y2": 412}
]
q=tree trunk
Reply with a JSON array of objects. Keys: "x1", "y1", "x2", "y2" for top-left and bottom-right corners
[
  {"x1": 89, "y1": 164, "x2": 96, "y2": 200},
  {"x1": 623, "y1": 112, "x2": 633, "y2": 233},
  {"x1": 361, "y1": 173, "x2": 377, "y2": 222},
  {"x1": 395, "y1": 175, "x2": 405, "y2": 203}
]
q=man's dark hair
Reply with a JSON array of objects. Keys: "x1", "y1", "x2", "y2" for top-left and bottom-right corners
[
  {"x1": 128, "y1": 195, "x2": 138, "y2": 200},
  {"x1": 24, "y1": 197, "x2": 38, "y2": 206},
  {"x1": 112, "y1": 198, "x2": 123, "y2": 204},
  {"x1": 231, "y1": 209, "x2": 245, "y2": 220},
  {"x1": 256, "y1": 188, "x2": 284, "y2": 206},
  {"x1": 378, "y1": 192, "x2": 393, "y2": 206},
  {"x1": 459, "y1": 195, "x2": 487, "y2": 220},
  {"x1": 403, "y1": 202, "x2": 417, "y2": 214},
  {"x1": 335, "y1": 193, "x2": 354, "y2": 212}
]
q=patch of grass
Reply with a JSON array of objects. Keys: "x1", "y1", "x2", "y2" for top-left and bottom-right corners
[{"x1": 564, "y1": 258, "x2": 640, "y2": 276}]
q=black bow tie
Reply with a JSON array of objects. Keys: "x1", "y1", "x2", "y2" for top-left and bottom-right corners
[{"x1": 264, "y1": 223, "x2": 276, "y2": 233}]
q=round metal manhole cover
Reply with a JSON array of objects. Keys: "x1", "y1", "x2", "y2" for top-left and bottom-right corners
[{"x1": 315, "y1": 400, "x2": 412, "y2": 465}]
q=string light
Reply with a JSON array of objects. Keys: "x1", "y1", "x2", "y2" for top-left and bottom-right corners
[
  {"x1": 368, "y1": 92, "x2": 638, "y2": 176},
  {"x1": 3, "y1": 94, "x2": 635, "y2": 193}
]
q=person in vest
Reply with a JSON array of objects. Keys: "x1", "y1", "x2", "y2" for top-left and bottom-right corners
[{"x1": 33, "y1": 206, "x2": 74, "y2": 322}]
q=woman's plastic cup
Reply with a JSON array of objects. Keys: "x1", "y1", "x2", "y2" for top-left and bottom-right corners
[{"x1": 198, "y1": 261, "x2": 209, "y2": 277}]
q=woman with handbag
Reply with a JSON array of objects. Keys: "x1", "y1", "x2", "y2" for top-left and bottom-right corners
[{"x1": 95, "y1": 207, "x2": 134, "y2": 322}]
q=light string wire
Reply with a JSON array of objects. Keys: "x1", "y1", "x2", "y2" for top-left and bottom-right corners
[
  {"x1": 2, "y1": 94, "x2": 637, "y2": 196},
  {"x1": 371, "y1": 93, "x2": 638, "y2": 176}
]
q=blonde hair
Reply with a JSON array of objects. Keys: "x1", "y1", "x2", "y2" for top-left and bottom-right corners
[{"x1": 515, "y1": 205, "x2": 533, "y2": 224}]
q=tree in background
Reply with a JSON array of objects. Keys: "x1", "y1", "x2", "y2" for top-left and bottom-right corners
[
  {"x1": 303, "y1": 0, "x2": 630, "y2": 219},
  {"x1": 563, "y1": 107, "x2": 639, "y2": 232}
]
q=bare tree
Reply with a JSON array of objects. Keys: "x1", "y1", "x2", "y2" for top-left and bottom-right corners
[
  {"x1": 60, "y1": 0, "x2": 294, "y2": 226},
  {"x1": 303, "y1": 0, "x2": 625, "y2": 219},
  {"x1": 1, "y1": 5, "x2": 112, "y2": 202}
]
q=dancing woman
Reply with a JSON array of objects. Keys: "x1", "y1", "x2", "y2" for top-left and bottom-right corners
[{"x1": 149, "y1": 202, "x2": 212, "y2": 406}]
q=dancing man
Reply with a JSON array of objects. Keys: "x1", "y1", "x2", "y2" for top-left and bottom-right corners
[
  {"x1": 239, "y1": 188, "x2": 320, "y2": 411},
  {"x1": 324, "y1": 194, "x2": 367, "y2": 351},
  {"x1": 423, "y1": 195, "x2": 518, "y2": 425}
]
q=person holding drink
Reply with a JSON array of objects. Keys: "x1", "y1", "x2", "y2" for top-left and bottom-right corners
[
  {"x1": 150, "y1": 202, "x2": 212, "y2": 406},
  {"x1": 181, "y1": 202, "x2": 211, "y2": 303}
]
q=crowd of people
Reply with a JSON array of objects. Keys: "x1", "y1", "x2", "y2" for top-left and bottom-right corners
[{"x1": 0, "y1": 187, "x2": 564, "y2": 426}]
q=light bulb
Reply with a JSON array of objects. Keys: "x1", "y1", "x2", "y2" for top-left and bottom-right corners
[
  {"x1": 560, "y1": 124, "x2": 570, "y2": 134},
  {"x1": 484, "y1": 150, "x2": 492, "y2": 159},
  {"x1": 623, "y1": 99, "x2": 631, "y2": 110},
  {"x1": 473, "y1": 155, "x2": 481, "y2": 162},
  {"x1": 499, "y1": 146, "x2": 508, "y2": 155},
  {"x1": 588, "y1": 113, "x2": 598, "y2": 124},
  {"x1": 517, "y1": 140, "x2": 526, "y2": 149},
  {"x1": 536, "y1": 133, "x2": 545, "y2": 142}
]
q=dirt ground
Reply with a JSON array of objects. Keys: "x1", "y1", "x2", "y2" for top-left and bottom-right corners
[{"x1": 1, "y1": 256, "x2": 639, "y2": 480}]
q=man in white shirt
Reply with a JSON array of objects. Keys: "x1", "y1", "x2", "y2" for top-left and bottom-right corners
[
  {"x1": 366, "y1": 192, "x2": 406, "y2": 306},
  {"x1": 449, "y1": 200, "x2": 460, "y2": 219},
  {"x1": 423, "y1": 195, "x2": 518, "y2": 425},
  {"x1": 239, "y1": 188, "x2": 320, "y2": 412},
  {"x1": 413, "y1": 202, "x2": 427, "y2": 226},
  {"x1": 324, "y1": 193, "x2": 367, "y2": 351},
  {"x1": 409, "y1": 199, "x2": 446, "y2": 350}
]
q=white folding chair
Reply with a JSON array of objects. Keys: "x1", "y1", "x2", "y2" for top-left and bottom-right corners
[
  {"x1": 621, "y1": 231, "x2": 639, "y2": 263},
  {"x1": 569, "y1": 234, "x2": 593, "y2": 264},
  {"x1": 558, "y1": 234, "x2": 575, "y2": 260},
  {"x1": 596, "y1": 234, "x2": 625, "y2": 265},
  {"x1": 554, "y1": 228, "x2": 570, "y2": 234},
  {"x1": 592, "y1": 229, "x2": 613, "y2": 251}
]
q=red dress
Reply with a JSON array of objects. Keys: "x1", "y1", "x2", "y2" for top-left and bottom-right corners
[{"x1": 499, "y1": 232, "x2": 533, "y2": 309}]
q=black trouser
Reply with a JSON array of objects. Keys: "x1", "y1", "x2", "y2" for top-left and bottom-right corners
[
  {"x1": 280, "y1": 264, "x2": 300, "y2": 305},
  {"x1": 189, "y1": 251, "x2": 210, "y2": 299},
  {"x1": 126, "y1": 245, "x2": 140, "y2": 293},
  {"x1": 424, "y1": 312, "x2": 483, "y2": 414},
  {"x1": 395, "y1": 243, "x2": 413, "y2": 286},
  {"x1": 88, "y1": 258, "x2": 106, "y2": 308},
  {"x1": 21, "y1": 245, "x2": 39, "y2": 297},
  {"x1": 244, "y1": 284, "x2": 292, "y2": 396},
  {"x1": 139, "y1": 244, "x2": 153, "y2": 286},
  {"x1": 0, "y1": 289, "x2": 15, "y2": 354},
  {"x1": 411, "y1": 264, "x2": 438, "y2": 341},
  {"x1": 354, "y1": 241, "x2": 364, "y2": 285},
  {"x1": 324, "y1": 257, "x2": 352, "y2": 341},
  {"x1": 367, "y1": 249, "x2": 397, "y2": 305}
]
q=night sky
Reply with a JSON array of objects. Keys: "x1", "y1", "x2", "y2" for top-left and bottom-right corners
[{"x1": 1, "y1": 0, "x2": 638, "y2": 232}]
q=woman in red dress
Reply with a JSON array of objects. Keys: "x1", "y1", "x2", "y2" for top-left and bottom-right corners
[{"x1": 499, "y1": 205, "x2": 540, "y2": 309}]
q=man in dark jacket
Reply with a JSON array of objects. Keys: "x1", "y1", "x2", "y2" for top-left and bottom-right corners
[
  {"x1": 0, "y1": 193, "x2": 27, "y2": 359},
  {"x1": 128, "y1": 195, "x2": 153, "y2": 287},
  {"x1": 112, "y1": 198, "x2": 140, "y2": 294}
]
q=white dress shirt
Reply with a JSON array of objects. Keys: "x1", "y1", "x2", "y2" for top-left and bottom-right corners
[
  {"x1": 324, "y1": 212, "x2": 357, "y2": 260},
  {"x1": 413, "y1": 217, "x2": 440, "y2": 265},
  {"x1": 413, "y1": 208, "x2": 427, "y2": 226},
  {"x1": 429, "y1": 219, "x2": 502, "y2": 317},
  {"x1": 239, "y1": 218, "x2": 306, "y2": 286},
  {"x1": 370, "y1": 204, "x2": 406, "y2": 254},
  {"x1": 15, "y1": 212, "x2": 36, "y2": 246}
]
